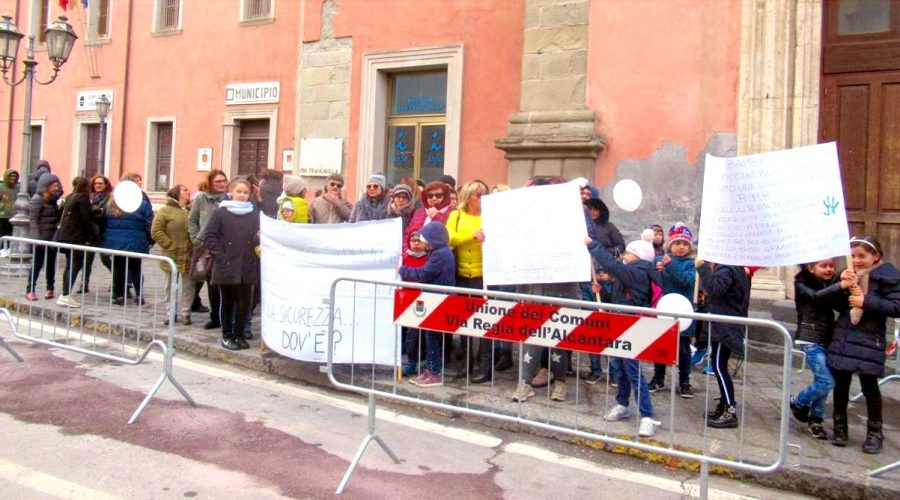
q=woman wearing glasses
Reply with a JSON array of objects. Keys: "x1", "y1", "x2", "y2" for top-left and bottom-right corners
[
  {"x1": 404, "y1": 180, "x2": 453, "y2": 250},
  {"x1": 310, "y1": 173, "x2": 353, "y2": 224},
  {"x1": 80, "y1": 175, "x2": 113, "y2": 293},
  {"x1": 349, "y1": 173, "x2": 391, "y2": 223},
  {"x1": 189, "y1": 169, "x2": 229, "y2": 330}
]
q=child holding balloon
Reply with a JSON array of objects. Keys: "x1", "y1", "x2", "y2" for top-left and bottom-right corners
[{"x1": 650, "y1": 223, "x2": 697, "y2": 398}]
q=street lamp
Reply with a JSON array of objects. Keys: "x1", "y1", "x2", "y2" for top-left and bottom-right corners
[
  {"x1": 0, "y1": 15, "x2": 77, "y2": 267},
  {"x1": 95, "y1": 95, "x2": 110, "y2": 176}
]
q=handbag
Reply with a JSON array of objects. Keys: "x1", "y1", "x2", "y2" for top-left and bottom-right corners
[{"x1": 189, "y1": 246, "x2": 214, "y2": 281}]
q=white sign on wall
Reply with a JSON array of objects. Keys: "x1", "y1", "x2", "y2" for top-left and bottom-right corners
[
  {"x1": 260, "y1": 216, "x2": 402, "y2": 365},
  {"x1": 225, "y1": 81, "x2": 280, "y2": 105},
  {"x1": 698, "y1": 142, "x2": 850, "y2": 266},
  {"x1": 76, "y1": 90, "x2": 113, "y2": 112},
  {"x1": 282, "y1": 148, "x2": 294, "y2": 172},
  {"x1": 482, "y1": 181, "x2": 591, "y2": 286},
  {"x1": 197, "y1": 148, "x2": 213, "y2": 171},
  {"x1": 298, "y1": 138, "x2": 342, "y2": 176}
]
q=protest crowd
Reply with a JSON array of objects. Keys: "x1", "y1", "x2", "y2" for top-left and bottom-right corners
[{"x1": 6, "y1": 162, "x2": 899, "y2": 447}]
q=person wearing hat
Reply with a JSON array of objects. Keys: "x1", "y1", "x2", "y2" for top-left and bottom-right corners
[
  {"x1": 310, "y1": 173, "x2": 353, "y2": 224},
  {"x1": 649, "y1": 222, "x2": 697, "y2": 397},
  {"x1": 586, "y1": 235, "x2": 663, "y2": 437},
  {"x1": 277, "y1": 175, "x2": 309, "y2": 223},
  {"x1": 349, "y1": 173, "x2": 390, "y2": 223},
  {"x1": 388, "y1": 183, "x2": 415, "y2": 232}
]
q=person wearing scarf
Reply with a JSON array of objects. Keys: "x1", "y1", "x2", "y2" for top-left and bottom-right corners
[
  {"x1": 349, "y1": 173, "x2": 391, "y2": 222},
  {"x1": 203, "y1": 179, "x2": 260, "y2": 351},
  {"x1": 404, "y1": 180, "x2": 453, "y2": 251},
  {"x1": 387, "y1": 183, "x2": 416, "y2": 234},
  {"x1": 189, "y1": 170, "x2": 229, "y2": 329}
]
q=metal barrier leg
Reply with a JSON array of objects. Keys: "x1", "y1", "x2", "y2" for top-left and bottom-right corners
[
  {"x1": 851, "y1": 375, "x2": 899, "y2": 403},
  {"x1": 869, "y1": 460, "x2": 900, "y2": 478},
  {"x1": 699, "y1": 461, "x2": 709, "y2": 500},
  {"x1": 336, "y1": 393, "x2": 401, "y2": 495},
  {"x1": 128, "y1": 341, "x2": 198, "y2": 424},
  {"x1": 0, "y1": 308, "x2": 24, "y2": 362}
]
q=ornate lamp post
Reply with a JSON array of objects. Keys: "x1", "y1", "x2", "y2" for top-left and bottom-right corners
[
  {"x1": 0, "y1": 15, "x2": 77, "y2": 269},
  {"x1": 95, "y1": 94, "x2": 110, "y2": 176}
]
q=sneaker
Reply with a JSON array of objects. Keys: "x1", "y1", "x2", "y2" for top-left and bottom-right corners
[
  {"x1": 604, "y1": 404, "x2": 632, "y2": 422},
  {"x1": 691, "y1": 347, "x2": 707, "y2": 366},
  {"x1": 44, "y1": 290, "x2": 55, "y2": 300},
  {"x1": 550, "y1": 381, "x2": 567, "y2": 401},
  {"x1": 790, "y1": 396, "x2": 810, "y2": 423},
  {"x1": 408, "y1": 370, "x2": 423, "y2": 385},
  {"x1": 25, "y1": 292, "x2": 38, "y2": 301},
  {"x1": 56, "y1": 295, "x2": 81, "y2": 308},
  {"x1": 639, "y1": 417, "x2": 661, "y2": 437},
  {"x1": 584, "y1": 372, "x2": 602, "y2": 385},
  {"x1": 678, "y1": 383, "x2": 694, "y2": 399},
  {"x1": 531, "y1": 368, "x2": 552, "y2": 388},
  {"x1": 511, "y1": 381, "x2": 535, "y2": 402},
  {"x1": 808, "y1": 418, "x2": 828, "y2": 440},
  {"x1": 416, "y1": 370, "x2": 443, "y2": 388},
  {"x1": 112, "y1": 296, "x2": 125, "y2": 306},
  {"x1": 707, "y1": 404, "x2": 739, "y2": 429},
  {"x1": 648, "y1": 379, "x2": 665, "y2": 393},
  {"x1": 703, "y1": 362, "x2": 715, "y2": 375}
]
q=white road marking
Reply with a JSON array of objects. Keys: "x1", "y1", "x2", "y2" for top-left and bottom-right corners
[{"x1": 0, "y1": 457, "x2": 123, "y2": 500}]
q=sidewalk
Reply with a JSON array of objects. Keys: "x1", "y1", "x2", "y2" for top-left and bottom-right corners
[{"x1": 0, "y1": 251, "x2": 896, "y2": 500}]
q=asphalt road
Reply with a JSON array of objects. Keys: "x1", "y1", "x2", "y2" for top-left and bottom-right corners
[{"x1": 0, "y1": 319, "x2": 811, "y2": 500}]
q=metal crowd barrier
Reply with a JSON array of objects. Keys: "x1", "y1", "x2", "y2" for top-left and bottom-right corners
[
  {"x1": 0, "y1": 236, "x2": 197, "y2": 423},
  {"x1": 326, "y1": 278, "x2": 794, "y2": 498}
]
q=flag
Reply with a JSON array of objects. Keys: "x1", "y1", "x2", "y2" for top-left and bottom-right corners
[
  {"x1": 59, "y1": 0, "x2": 69, "y2": 10},
  {"x1": 82, "y1": 0, "x2": 89, "y2": 7}
]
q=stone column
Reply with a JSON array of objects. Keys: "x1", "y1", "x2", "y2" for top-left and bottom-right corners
[
  {"x1": 737, "y1": 0, "x2": 822, "y2": 299},
  {"x1": 495, "y1": 0, "x2": 605, "y2": 186}
]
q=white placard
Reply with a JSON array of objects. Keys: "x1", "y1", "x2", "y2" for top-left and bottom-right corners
[
  {"x1": 76, "y1": 90, "x2": 113, "y2": 112},
  {"x1": 260, "y1": 216, "x2": 402, "y2": 364},
  {"x1": 298, "y1": 138, "x2": 342, "y2": 176},
  {"x1": 698, "y1": 142, "x2": 850, "y2": 266},
  {"x1": 482, "y1": 181, "x2": 591, "y2": 286},
  {"x1": 225, "y1": 81, "x2": 280, "y2": 105},
  {"x1": 282, "y1": 148, "x2": 294, "y2": 172},
  {"x1": 197, "y1": 148, "x2": 213, "y2": 171}
]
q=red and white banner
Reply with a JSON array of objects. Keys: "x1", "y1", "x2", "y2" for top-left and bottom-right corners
[{"x1": 394, "y1": 290, "x2": 679, "y2": 365}]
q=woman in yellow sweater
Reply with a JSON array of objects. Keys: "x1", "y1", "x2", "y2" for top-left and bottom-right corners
[{"x1": 446, "y1": 180, "x2": 490, "y2": 382}]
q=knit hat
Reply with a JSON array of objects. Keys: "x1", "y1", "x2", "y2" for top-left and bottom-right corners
[
  {"x1": 282, "y1": 175, "x2": 307, "y2": 196},
  {"x1": 666, "y1": 222, "x2": 694, "y2": 247},
  {"x1": 393, "y1": 183, "x2": 412, "y2": 199},
  {"x1": 281, "y1": 199, "x2": 294, "y2": 212},
  {"x1": 367, "y1": 173, "x2": 386, "y2": 189},
  {"x1": 439, "y1": 174, "x2": 456, "y2": 190},
  {"x1": 625, "y1": 239, "x2": 655, "y2": 262}
]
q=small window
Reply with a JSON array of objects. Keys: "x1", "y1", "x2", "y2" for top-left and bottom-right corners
[
  {"x1": 155, "y1": 0, "x2": 181, "y2": 32},
  {"x1": 242, "y1": 0, "x2": 273, "y2": 21},
  {"x1": 87, "y1": 0, "x2": 111, "y2": 41},
  {"x1": 149, "y1": 122, "x2": 174, "y2": 192},
  {"x1": 29, "y1": 125, "x2": 43, "y2": 172},
  {"x1": 837, "y1": 0, "x2": 891, "y2": 35},
  {"x1": 33, "y1": 0, "x2": 50, "y2": 44}
]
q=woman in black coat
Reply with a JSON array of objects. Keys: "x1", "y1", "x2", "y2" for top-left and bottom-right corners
[
  {"x1": 828, "y1": 236, "x2": 900, "y2": 454},
  {"x1": 54, "y1": 176, "x2": 99, "y2": 308},
  {"x1": 203, "y1": 178, "x2": 260, "y2": 351},
  {"x1": 82, "y1": 174, "x2": 113, "y2": 292}
]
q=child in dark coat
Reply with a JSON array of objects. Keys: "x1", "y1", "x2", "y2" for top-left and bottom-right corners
[
  {"x1": 587, "y1": 236, "x2": 661, "y2": 438},
  {"x1": 400, "y1": 231, "x2": 429, "y2": 375},
  {"x1": 399, "y1": 222, "x2": 455, "y2": 387}
]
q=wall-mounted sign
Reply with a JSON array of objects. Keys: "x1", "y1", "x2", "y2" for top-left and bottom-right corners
[
  {"x1": 197, "y1": 148, "x2": 213, "y2": 171},
  {"x1": 76, "y1": 89, "x2": 114, "y2": 112},
  {"x1": 225, "y1": 81, "x2": 280, "y2": 105},
  {"x1": 282, "y1": 148, "x2": 294, "y2": 172},
  {"x1": 298, "y1": 138, "x2": 342, "y2": 177}
]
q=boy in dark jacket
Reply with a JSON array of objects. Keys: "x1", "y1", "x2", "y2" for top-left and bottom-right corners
[
  {"x1": 399, "y1": 222, "x2": 455, "y2": 387},
  {"x1": 400, "y1": 231, "x2": 429, "y2": 375},
  {"x1": 651, "y1": 222, "x2": 697, "y2": 397},
  {"x1": 790, "y1": 257, "x2": 847, "y2": 439},
  {"x1": 587, "y1": 237, "x2": 662, "y2": 438},
  {"x1": 25, "y1": 173, "x2": 62, "y2": 301},
  {"x1": 696, "y1": 260, "x2": 751, "y2": 429}
]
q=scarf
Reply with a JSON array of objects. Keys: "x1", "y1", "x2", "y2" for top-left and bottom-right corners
[
  {"x1": 220, "y1": 200, "x2": 254, "y2": 215},
  {"x1": 850, "y1": 262, "x2": 883, "y2": 325},
  {"x1": 424, "y1": 205, "x2": 450, "y2": 226}
]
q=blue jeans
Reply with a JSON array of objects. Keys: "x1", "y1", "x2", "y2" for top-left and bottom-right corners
[
  {"x1": 423, "y1": 330, "x2": 443, "y2": 374},
  {"x1": 795, "y1": 343, "x2": 834, "y2": 419},
  {"x1": 611, "y1": 358, "x2": 654, "y2": 418}
]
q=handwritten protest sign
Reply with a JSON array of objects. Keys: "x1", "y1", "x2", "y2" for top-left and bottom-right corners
[
  {"x1": 260, "y1": 216, "x2": 401, "y2": 364},
  {"x1": 698, "y1": 142, "x2": 850, "y2": 266},
  {"x1": 482, "y1": 181, "x2": 591, "y2": 286}
]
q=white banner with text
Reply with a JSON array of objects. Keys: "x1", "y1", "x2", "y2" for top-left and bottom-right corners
[{"x1": 260, "y1": 216, "x2": 402, "y2": 364}]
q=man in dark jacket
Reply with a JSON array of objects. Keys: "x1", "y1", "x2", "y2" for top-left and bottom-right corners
[
  {"x1": 25, "y1": 173, "x2": 62, "y2": 300},
  {"x1": 0, "y1": 169, "x2": 19, "y2": 237},
  {"x1": 27, "y1": 160, "x2": 52, "y2": 197}
]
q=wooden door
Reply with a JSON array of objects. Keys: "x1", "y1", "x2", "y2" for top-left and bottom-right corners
[
  {"x1": 820, "y1": 0, "x2": 900, "y2": 263},
  {"x1": 84, "y1": 124, "x2": 101, "y2": 178},
  {"x1": 237, "y1": 119, "x2": 269, "y2": 176}
]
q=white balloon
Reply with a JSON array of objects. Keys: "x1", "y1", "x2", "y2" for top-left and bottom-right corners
[
  {"x1": 113, "y1": 181, "x2": 143, "y2": 213},
  {"x1": 612, "y1": 179, "x2": 642, "y2": 212},
  {"x1": 654, "y1": 293, "x2": 694, "y2": 333}
]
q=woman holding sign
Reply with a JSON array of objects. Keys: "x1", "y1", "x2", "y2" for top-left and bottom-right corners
[{"x1": 446, "y1": 180, "x2": 491, "y2": 382}]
